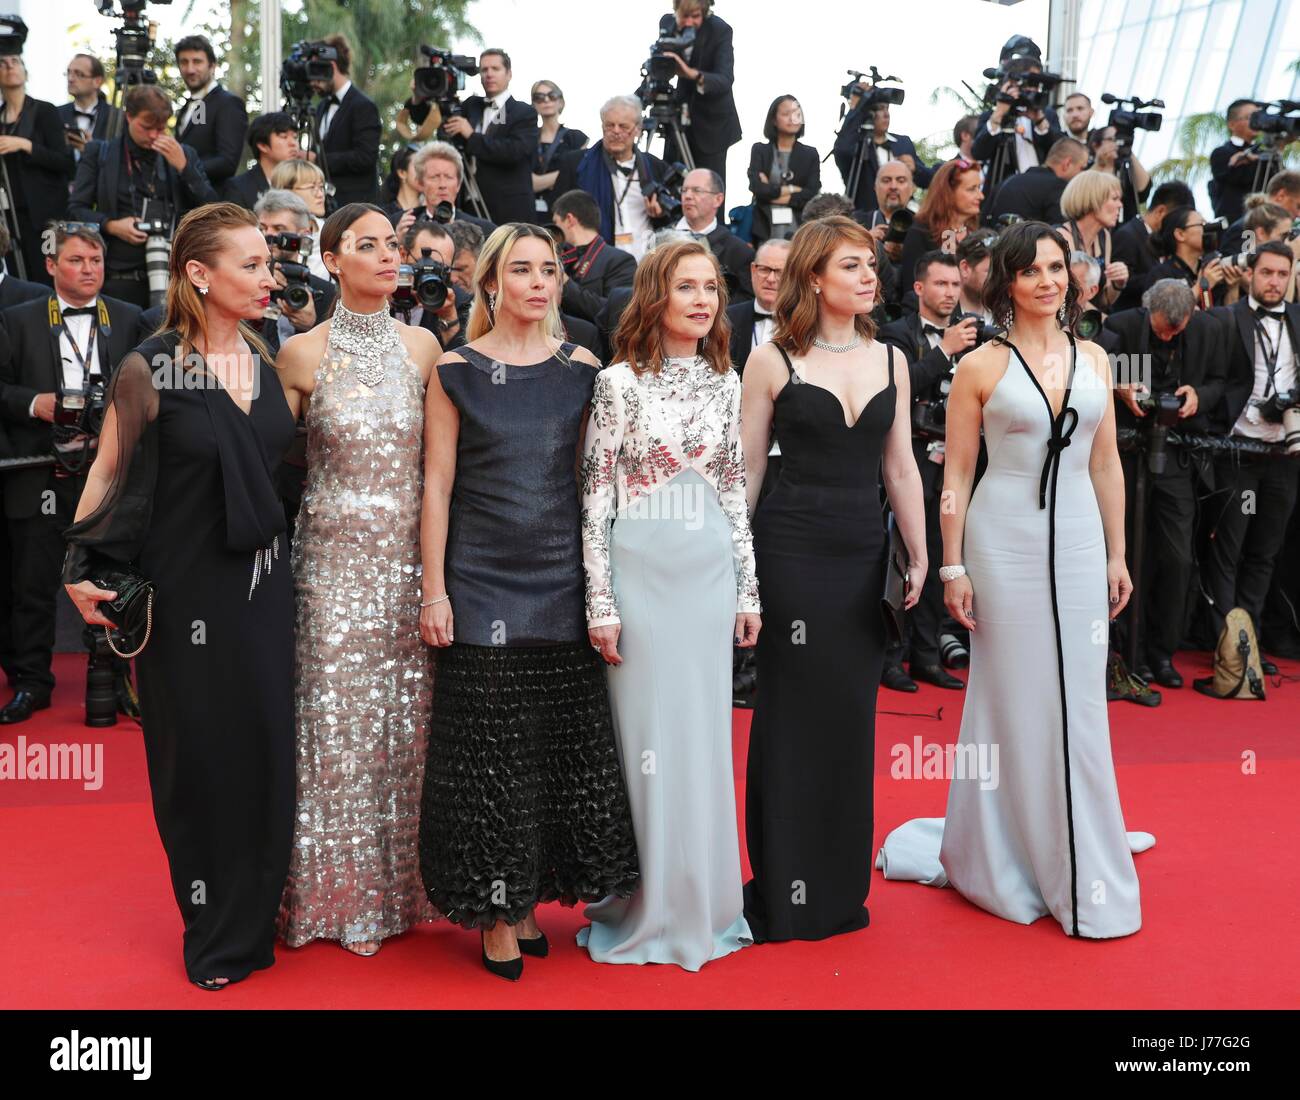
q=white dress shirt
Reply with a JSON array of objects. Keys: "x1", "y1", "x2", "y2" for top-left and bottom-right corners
[
  {"x1": 612, "y1": 157, "x2": 653, "y2": 262},
  {"x1": 320, "y1": 80, "x2": 351, "y2": 138},
  {"x1": 479, "y1": 95, "x2": 506, "y2": 133},
  {"x1": 29, "y1": 296, "x2": 103, "y2": 419},
  {"x1": 1233, "y1": 295, "x2": 1297, "y2": 442},
  {"x1": 676, "y1": 215, "x2": 718, "y2": 238},
  {"x1": 179, "y1": 78, "x2": 218, "y2": 133}
]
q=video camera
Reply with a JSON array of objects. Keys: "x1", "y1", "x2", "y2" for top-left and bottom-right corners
[
  {"x1": 1248, "y1": 100, "x2": 1300, "y2": 153},
  {"x1": 883, "y1": 207, "x2": 913, "y2": 246},
  {"x1": 265, "y1": 231, "x2": 314, "y2": 316},
  {"x1": 840, "y1": 67, "x2": 905, "y2": 111},
  {"x1": 414, "y1": 45, "x2": 479, "y2": 114},
  {"x1": 280, "y1": 40, "x2": 338, "y2": 108},
  {"x1": 641, "y1": 14, "x2": 696, "y2": 103},
  {"x1": 0, "y1": 12, "x2": 27, "y2": 56},
  {"x1": 95, "y1": 0, "x2": 170, "y2": 87},
  {"x1": 982, "y1": 34, "x2": 1067, "y2": 116},
  {"x1": 1102, "y1": 92, "x2": 1164, "y2": 154}
]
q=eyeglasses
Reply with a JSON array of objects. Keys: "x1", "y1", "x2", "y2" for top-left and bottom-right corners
[
  {"x1": 65, "y1": 68, "x2": 94, "y2": 79},
  {"x1": 753, "y1": 264, "x2": 784, "y2": 279},
  {"x1": 532, "y1": 91, "x2": 560, "y2": 103},
  {"x1": 681, "y1": 186, "x2": 719, "y2": 196},
  {"x1": 295, "y1": 183, "x2": 327, "y2": 195},
  {"x1": 602, "y1": 122, "x2": 637, "y2": 135}
]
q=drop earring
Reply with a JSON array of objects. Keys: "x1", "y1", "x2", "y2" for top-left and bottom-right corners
[
  {"x1": 1058, "y1": 302, "x2": 1068, "y2": 326},
  {"x1": 487, "y1": 290, "x2": 497, "y2": 314},
  {"x1": 999, "y1": 304, "x2": 1013, "y2": 331}
]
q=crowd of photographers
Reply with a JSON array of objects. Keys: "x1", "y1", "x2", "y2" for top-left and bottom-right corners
[{"x1": 0, "y1": 0, "x2": 1297, "y2": 723}]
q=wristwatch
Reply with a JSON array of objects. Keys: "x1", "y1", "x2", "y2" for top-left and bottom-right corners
[{"x1": 938, "y1": 564, "x2": 967, "y2": 583}]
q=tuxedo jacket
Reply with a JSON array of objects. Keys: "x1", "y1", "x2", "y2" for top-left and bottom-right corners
[
  {"x1": 971, "y1": 106, "x2": 1062, "y2": 197},
  {"x1": 566, "y1": 142, "x2": 674, "y2": 247},
  {"x1": 1208, "y1": 140, "x2": 1258, "y2": 222},
  {"x1": 879, "y1": 312, "x2": 954, "y2": 401},
  {"x1": 222, "y1": 165, "x2": 271, "y2": 211},
  {"x1": 667, "y1": 12, "x2": 742, "y2": 155},
  {"x1": 1206, "y1": 298, "x2": 1300, "y2": 435},
  {"x1": 57, "y1": 94, "x2": 123, "y2": 143},
  {"x1": 313, "y1": 85, "x2": 382, "y2": 206},
  {"x1": 0, "y1": 274, "x2": 49, "y2": 310},
  {"x1": 0, "y1": 294, "x2": 145, "y2": 512},
  {"x1": 833, "y1": 114, "x2": 934, "y2": 212},
  {"x1": 560, "y1": 240, "x2": 636, "y2": 324},
  {"x1": 704, "y1": 224, "x2": 754, "y2": 300},
  {"x1": 1110, "y1": 216, "x2": 1158, "y2": 313},
  {"x1": 68, "y1": 136, "x2": 218, "y2": 230},
  {"x1": 726, "y1": 298, "x2": 776, "y2": 373},
  {"x1": 458, "y1": 94, "x2": 539, "y2": 225},
  {"x1": 1103, "y1": 307, "x2": 1228, "y2": 435},
  {"x1": 747, "y1": 141, "x2": 820, "y2": 242},
  {"x1": 175, "y1": 84, "x2": 249, "y2": 186},
  {"x1": 989, "y1": 164, "x2": 1066, "y2": 226}
]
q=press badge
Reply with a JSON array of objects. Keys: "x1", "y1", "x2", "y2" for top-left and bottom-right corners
[
  {"x1": 770, "y1": 206, "x2": 794, "y2": 226},
  {"x1": 535, "y1": 196, "x2": 548, "y2": 213},
  {"x1": 615, "y1": 232, "x2": 634, "y2": 248}
]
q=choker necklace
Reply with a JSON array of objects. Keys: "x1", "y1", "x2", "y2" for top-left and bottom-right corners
[
  {"x1": 329, "y1": 300, "x2": 402, "y2": 387},
  {"x1": 812, "y1": 333, "x2": 861, "y2": 353}
]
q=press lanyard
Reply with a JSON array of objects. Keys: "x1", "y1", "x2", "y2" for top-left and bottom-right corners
[
  {"x1": 60, "y1": 317, "x2": 99, "y2": 388},
  {"x1": 613, "y1": 162, "x2": 639, "y2": 230},
  {"x1": 1253, "y1": 314, "x2": 1287, "y2": 398}
]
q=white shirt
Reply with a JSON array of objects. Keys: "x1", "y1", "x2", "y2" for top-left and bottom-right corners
[
  {"x1": 479, "y1": 95, "x2": 506, "y2": 133},
  {"x1": 307, "y1": 225, "x2": 330, "y2": 282},
  {"x1": 676, "y1": 215, "x2": 718, "y2": 237},
  {"x1": 986, "y1": 113, "x2": 1052, "y2": 173},
  {"x1": 179, "y1": 78, "x2": 218, "y2": 133},
  {"x1": 1234, "y1": 296, "x2": 1297, "y2": 442},
  {"x1": 320, "y1": 80, "x2": 351, "y2": 138},
  {"x1": 29, "y1": 296, "x2": 104, "y2": 418},
  {"x1": 612, "y1": 157, "x2": 653, "y2": 262}
]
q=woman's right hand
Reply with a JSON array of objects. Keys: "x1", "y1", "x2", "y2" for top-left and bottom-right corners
[
  {"x1": 420, "y1": 601, "x2": 454, "y2": 647},
  {"x1": 589, "y1": 624, "x2": 622, "y2": 666},
  {"x1": 943, "y1": 574, "x2": 976, "y2": 632},
  {"x1": 65, "y1": 580, "x2": 118, "y2": 628}
]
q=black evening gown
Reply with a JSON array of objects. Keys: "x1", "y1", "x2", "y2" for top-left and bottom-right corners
[
  {"x1": 743, "y1": 344, "x2": 896, "y2": 942},
  {"x1": 63, "y1": 331, "x2": 297, "y2": 984}
]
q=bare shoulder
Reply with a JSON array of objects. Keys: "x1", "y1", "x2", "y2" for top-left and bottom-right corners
[
  {"x1": 568, "y1": 343, "x2": 602, "y2": 370},
  {"x1": 275, "y1": 324, "x2": 327, "y2": 385},
  {"x1": 742, "y1": 342, "x2": 788, "y2": 393},
  {"x1": 397, "y1": 321, "x2": 442, "y2": 365},
  {"x1": 435, "y1": 346, "x2": 468, "y2": 369},
  {"x1": 950, "y1": 338, "x2": 1011, "y2": 395},
  {"x1": 1076, "y1": 339, "x2": 1114, "y2": 386}
]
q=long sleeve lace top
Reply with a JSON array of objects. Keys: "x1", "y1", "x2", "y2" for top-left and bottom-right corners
[{"x1": 580, "y1": 356, "x2": 760, "y2": 628}]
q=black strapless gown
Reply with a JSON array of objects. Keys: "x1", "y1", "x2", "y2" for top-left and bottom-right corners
[{"x1": 743, "y1": 345, "x2": 896, "y2": 942}]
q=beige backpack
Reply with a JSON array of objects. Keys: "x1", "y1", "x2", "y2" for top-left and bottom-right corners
[{"x1": 1193, "y1": 607, "x2": 1266, "y2": 700}]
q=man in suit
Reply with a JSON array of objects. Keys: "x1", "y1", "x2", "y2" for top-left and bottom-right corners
[
  {"x1": 222, "y1": 111, "x2": 298, "y2": 211},
  {"x1": 1110, "y1": 180, "x2": 1194, "y2": 313},
  {"x1": 989, "y1": 137, "x2": 1087, "y2": 226},
  {"x1": 677, "y1": 168, "x2": 753, "y2": 299},
  {"x1": 655, "y1": 1, "x2": 742, "y2": 185},
  {"x1": 727, "y1": 238, "x2": 788, "y2": 372},
  {"x1": 440, "y1": 49, "x2": 538, "y2": 225},
  {"x1": 0, "y1": 224, "x2": 47, "y2": 307},
  {"x1": 59, "y1": 53, "x2": 122, "y2": 159},
  {"x1": 1209, "y1": 99, "x2": 1266, "y2": 223},
  {"x1": 1062, "y1": 92, "x2": 1094, "y2": 141},
  {"x1": 971, "y1": 66, "x2": 1063, "y2": 207},
  {"x1": 552, "y1": 189, "x2": 636, "y2": 324},
  {"x1": 878, "y1": 251, "x2": 980, "y2": 693},
  {"x1": 1204, "y1": 242, "x2": 1300, "y2": 669},
  {"x1": 396, "y1": 142, "x2": 496, "y2": 238},
  {"x1": 0, "y1": 225, "x2": 143, "y2": 723},
  {"x1": 309, "y1": 34, "x2": 382, "y2": 206},
  {"x1": 68, "y1": 85, "x2": 218, "y2": 308},
  {"x1": 173, "y1": 34, "x2": 248, "y2": 190},
  {"x1": 834, "y1": 98, "x2": 934, "y2": 214},
  {"x1": 1105, "y1": 280, "x2": 1227, "y2": 687},
  {"x1": 1216, "y1": 170, "x2": 1300, "y2": 264},
  {"x1": 566, "y1": 96, "x2": 674, "y2": 262},
  {"x1": 955, "y1": 228, "x2": 997, "y2": 321}
]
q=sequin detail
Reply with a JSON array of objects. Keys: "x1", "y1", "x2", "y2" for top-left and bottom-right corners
[{"x1": 277, "y1": 335, "x2": 439, "y2": 947}]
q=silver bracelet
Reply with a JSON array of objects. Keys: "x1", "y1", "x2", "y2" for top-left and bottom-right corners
[
  {"x1": 420, "y1": 594, "x2": 450, "y2": 608},
  {"x1": 938, "y1": 565, "x2": 966, "y2": 583}
]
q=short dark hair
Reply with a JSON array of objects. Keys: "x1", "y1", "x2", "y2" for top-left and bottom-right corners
[
  {"x1": 72, "y1": 53, "x2": 105, "y2": 80},
  {"x1": 403, "y1": 218, "x2": 454, "y2": 257},
  {"x1": 447, "y1": 219, "x2": 485, "y2": 256},
  {"x1": 174, "y1": 35, "x2": 216, "y2": 64},
  {"x1": 50, "y1": 221, "x2": 106, "y2": 260},
  {"x1": 247, "y1": 112, "x2": 296, "y2": 156},
  {"x1": 1047, "y1": 137, "x2": 1089, "y2": 165},
  {"x1": 1248, "y1": 240, "x2": 1295, "y2": 269},
  {"x1": 956, "y1": 228, "x2": 998, "y2": 266},
  {"x1": 803, "y1": 192, "x2": 855, "y2": 222},
  {"x1": 480, "y1": 48, "x2": 511, "y2": 71},
  {"x1": 763, "y1": 95, "x2": 804, "y2": 143},
  {"x1": 1065, "y1": 91, "x2": 1092, "y2": 107},
  {"x1": 1267, "y1": 170, "x2": 1300, "y2": 198},
  {"x1": 1226, "y1": 98, "x2": 1258, "y2": 124},
  {"x1": 552, "y1": 189, "x2": 601, "y2": 231},
  {"x1": 1149, "y1": 181, "x2": 1194, "y2": 211},
  {"x1": 123, "y1": 85, "x2": 172, "y2": 121},
  {"x1": 323, "y1": 34, "x2": 352, "y2": 75},
  {"x1": 953, "y1": 115, "x2": 979, "y2": 146},
  {"x1": 914, "y1": 249, "x2": 959, "y2": 283}
]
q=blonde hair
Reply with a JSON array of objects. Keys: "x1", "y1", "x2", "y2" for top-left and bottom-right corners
[
  {"x1": 466, "y1": 223, "x2": 566, "y2": 343},
  {"x1": 1060, "y1": 169, "x2": 1122, "y2": 220},
  {"x1": 269, "y1": 157, "x2": 325, "y2": 192}
]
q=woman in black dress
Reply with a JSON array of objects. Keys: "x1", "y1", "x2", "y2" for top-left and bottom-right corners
[
  {"x1": 529, "y1": 79, "x2": 587, "y2": 223},
  {"x1": 64, "y1": 203, "x2": 296, "y2": 989},
  {"x1": 739, "y1": 215, "x2": 926, "y2": 941},
  {"x1": 897, "y1": 158, "x2": 983, "y2": 289},
  {"x1": 418, "y1": 223, "x2": 638, "y2": 981},
  {"x1": 747, "y1": 95, "x2": 820, "y2": 246}
]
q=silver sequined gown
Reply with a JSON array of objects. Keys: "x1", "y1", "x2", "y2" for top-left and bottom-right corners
[{"x1": 278, "y1": 302, "x2": 438, "y2": 947}]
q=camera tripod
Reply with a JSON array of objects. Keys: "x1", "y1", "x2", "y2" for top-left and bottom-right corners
[
  {"x1": 0, "y1": 156, "x2": 26, "y2": 279},
  {"x1": 843, "y1": 112, "x2": 885, "y2": 208},
  {"x1": 1250, "y1": 142, "x2": 1284, "y2": 196},
  {"x1": 287, "y1": 97, "x2": 337, "y2": 209},
  {"x1": 643, "y1": 101, "x2": 695, "y2": 172}
]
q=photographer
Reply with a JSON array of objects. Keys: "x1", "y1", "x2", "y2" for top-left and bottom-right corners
[
  {"x1": 1058, "y1": 169, "x2": 1129, "y2": 309},
  {"x1": 68, "y1": 85, "x2": 217, "y2": 307},
  {"x1": 439, "y1": 49, "x2": 538, "y2": 225},
  {"x1": 1062, "y1": 91, "x2": 1094, "y2": 140},
  {"x1": 253, "y1": 190, "x2": 334, "y2": 356},
  {"x1": 174, "y1": 34, "x2": 248, "y2": 190},
  {"x1": 878, "y1": 250, "x2": 978, "y2": 692},
  {"x1": 393, "y1": 218, "x2": 466, "y2": 346},
  {"x1": 58, "y1": 53, "x2": 121, "y2": 160},
  {"x1": 0, "y1": 224, "x2": 143, "y2": 724},
  {"x1": 655, "y1": 0, "x2": 741, "y2": 185},
  {"x1": 448, "y1": 219, "x2": 484, "y2": 292},
  {"x1": 223, "y1": 111, "x2": 298, "y2": 210},
  {"x1": 1087, "y1": 123, "x2": 1152, "y2": 224},
  {"x1": 1105, "y1": 280, "x2": 1226, "y2": 687},
  {"x1": 269, "y1": 159, "x2": 330, "y2": 281},
  {"x1": 970, "y1": 40, "x2": 1063, "y2": 200},
  {"x1": 0, "y1": 53, "x2": 74, "y2": 286},
  {"x1": 833, "y1": 91, "x2": 933, "y2": 215},
  {"x1": 1148, "y1": 206, "x2": 1235, "y2": 307},
  {"x1": 990, "y1": 137, "x2": 1087, "y2": 227},
  {"x1": 677, "y1": 167, "x2": 754, "y2": 299},
  {"x1": 565, "y1": 95, "x2": 674, "y2": 262},
  {"x1": 1218, "y1": 170, "x2": 1300, "y2": 263},
  {"x1": 955, "y1": 227, "x2": 997, "y2": 321},
  {"x1": 395, "y1": 141, "x2": 495, "y2": 237},
  {"x1": 551, "y1": 189, "x2": 636, "y2": 324},
  {"x1": 1203, "y1": 241, "x2": 1300, "y2": 669},
  {"x1": 309, "y1": 34, "x2": 382, "y2": 206},
  {"x1": 1111, "y1": 180, "x2": 1194, "y2": 312},
  {"x1": 531, "y1": 79, "x2": 588, "y2": 223},
  {"x1": 1209, "y1": 99, "x2": 1264, "y2": 222},
  {"x1": 747, "y1": 95, "x2": 820, "y2": 245}
]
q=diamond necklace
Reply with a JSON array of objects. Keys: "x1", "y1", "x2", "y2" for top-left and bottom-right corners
[
  {"x1": 812, "y1": 333, "x2": 862, "y2": 353},
  {"x1": 329, "y1": 300, "x2": 402, "y2": 387}
]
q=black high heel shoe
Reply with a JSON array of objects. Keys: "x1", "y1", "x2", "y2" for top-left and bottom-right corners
[
  {"x1": 191, "y1": 977, "x2": 229, "y2": 991},
  {"x1": 480, "y1": 930, "x2": 523, "y2": 981},
  {"x1": 516, "y1": 929, "x2": 549, "y2": 958}
]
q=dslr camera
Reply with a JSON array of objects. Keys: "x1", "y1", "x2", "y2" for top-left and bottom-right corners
[
  {"x1": 1136, "y1": 389, "x2": 1186, "y2": 474},
  {"x1": 0, "y1": 12, "x2": 27, "y2": 56},
  {"x1": 647, "y1": 161, "x2": 687, "y2": 224},
  {"x1": 265, "y1": 231, "x2": 314, "y2": 316},
  {"x1": 414, "y1": 45, "x2": 479, "y2": 114},
  {"x1": 1257, "y1": 387, "x2": 1300, "y2": 454},
  {"x1": 393, "y1": 248, "x2": 454, "y2": 313}
]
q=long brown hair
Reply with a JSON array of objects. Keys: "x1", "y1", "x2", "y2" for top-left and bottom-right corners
[
  {"x1": 771, "y1": 215, "x2": 877, "y2": 356},
  {"x1": 163, "y1": 202, "x2": 272, "y2": 362},
  {"x1": 982, "y1": 221, "x2": 1082, "y2": 332},
  {"x1": 915, "y1": 158, "x2": 982, "y2": 236},
  {"x1": 612, "y1": 240, "x2": 731, "y2": 374}
]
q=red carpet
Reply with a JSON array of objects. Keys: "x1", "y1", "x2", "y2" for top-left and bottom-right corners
[{"x1": 2, "y1": 652, "x2": 1297, "y2": 1009}]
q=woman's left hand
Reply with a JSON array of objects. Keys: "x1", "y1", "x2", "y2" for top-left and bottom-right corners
[
  {"x1": 735, "y1": 613, "x2": 761, "y2": 648},
  {"x1": 905, "y1": 559, "x2": 926, "y2": 610},
  {"x1": 1107, "y1": 557, "x2": 1132, "y2": 619}
]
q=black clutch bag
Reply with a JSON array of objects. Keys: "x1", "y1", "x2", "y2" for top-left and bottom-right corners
[
  {"x1": 881, "y1": 512, "x2": 908, "y2": 646},
  {"x1": 89, "y1": 563, "x2": 155, "y2": 658}
]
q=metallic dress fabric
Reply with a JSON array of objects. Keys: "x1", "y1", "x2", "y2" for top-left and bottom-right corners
[{"x1": 278, "y1": 304, "x2": 439, "y2": 947}]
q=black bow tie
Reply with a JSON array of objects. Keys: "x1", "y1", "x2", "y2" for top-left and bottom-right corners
[
  {"x1": 75, "y1": 109, "x2": 95, "y2": 120},
  {"x1": 325, "y1": 94, "x2": 340, "y2": 107},
  {"x1": 61, "y1": 306, "x2": 97, "y2": 317},
  {"x1": 922, "y1": 324, "x2": 945, "y2": 337},
  {"x1": 1254, "y1": 305, "x2": 1284, "y2": 320},
  {"x1": 753, "y1": 309, "x2": 773, "y2": 320}
]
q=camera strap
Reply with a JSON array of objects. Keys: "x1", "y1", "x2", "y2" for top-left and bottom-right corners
[
  {"x1": 48, "y1": 298, "x2": 110, "y2": 389},
  {"x1": 571, "y1": 236, "x2": 606, "y2": 280},
  {"x1": 537, "y1": 126, "x2": 568, "y2": 172},
  {"x1": 1251, "y1": 312, "x2": 1286, "y2": 398}
]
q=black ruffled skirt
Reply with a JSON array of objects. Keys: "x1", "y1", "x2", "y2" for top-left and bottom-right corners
[{"x1": 418, "y1": 641, "x2": 639, "y2": 928}]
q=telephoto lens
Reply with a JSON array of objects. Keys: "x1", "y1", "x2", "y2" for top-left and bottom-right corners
[{"x1": 939, "y1": 632, "x2": 969, "y2": 670}]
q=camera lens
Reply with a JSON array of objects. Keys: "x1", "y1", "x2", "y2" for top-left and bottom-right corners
[{"x1": 284, "y1": 284, "x2": 311, "y2": 311}]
